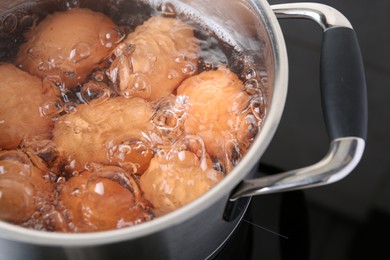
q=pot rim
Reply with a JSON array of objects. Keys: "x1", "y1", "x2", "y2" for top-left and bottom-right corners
[{"x1": 0, "y1": 0, "x2": 288, "y2": 246}]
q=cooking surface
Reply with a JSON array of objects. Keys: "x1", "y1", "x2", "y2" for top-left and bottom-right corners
[{"x1": 247, "y1": 0, "x2": 389, "y2": 259}]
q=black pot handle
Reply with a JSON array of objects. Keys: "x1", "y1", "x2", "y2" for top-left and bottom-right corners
[
  {"x1": 229, "y1": 3, "x2": 367, "y2": 201},
  {"x1": 321, "y1": 27, "x2": 367, "y2": 140}
]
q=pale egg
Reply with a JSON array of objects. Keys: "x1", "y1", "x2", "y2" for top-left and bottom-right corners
[
  {"x1": 59, "y1": 166, "x2": 153, "y2": 232},
  {"x1": 107, "y1": 16, "x2": 199, "y2": 100},
  {"x1": 177, "y1": 67, "x2": 257, "y2": 172},
  {"x1": 15, "y1": 8, "x2": 122, "y2": 90},
  {"x1": 0, "y1": 63, "x2": 59, "y2": 150},
  {"x1": 140, "y1": 150, "x2": 223, "y2": 216},
  {"x1": 52, "y1": 97, "x2": 155, "y2": 174}
]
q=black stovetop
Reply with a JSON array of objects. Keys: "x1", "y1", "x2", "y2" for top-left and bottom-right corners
[{"x1": 213, "y1": 164, "x2": 389, "y2": 260}]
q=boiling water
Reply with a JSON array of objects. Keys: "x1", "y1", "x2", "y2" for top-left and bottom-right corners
[{"x1": 0, "y1": 0, "x2": 268, "y2": 232}]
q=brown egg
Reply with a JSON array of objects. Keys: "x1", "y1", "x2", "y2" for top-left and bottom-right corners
[
  {"x1": 52, "y1": 97, "x2": 155, "y2": 174},
  {"x1": 59, "y1": 166, "x2": 153, "y2": 232},
  {"x1": 15, "y1": 8, "x2": 121, "y2": 90},
  {"x1": 107, "y1": 16, "x2": 199, "y2": 101},
  {"x1": 0, "y1": 150, "x2": 53, "y2": 224},
  {"x1": 0, "y1": 63, "x2": 59, "y2": 150},
  {"x1": 140, "y1": 150, "x2": 223, "y2": 216},
  {"x1": 177, "y1": 67, "x2": 257, "y2": 172}
]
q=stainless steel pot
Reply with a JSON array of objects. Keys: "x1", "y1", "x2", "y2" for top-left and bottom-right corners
[{"x1": 0, "y1": 0, "x2": 367, "y2": 259}]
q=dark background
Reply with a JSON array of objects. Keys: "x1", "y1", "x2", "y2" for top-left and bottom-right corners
[{"x1": 247, "y1": 0, "x2": 390, "y2": 259}]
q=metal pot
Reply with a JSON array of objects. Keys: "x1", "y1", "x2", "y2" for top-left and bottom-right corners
[{"x1": 0, "y1": 0, "x2": 367, "y2": 259}]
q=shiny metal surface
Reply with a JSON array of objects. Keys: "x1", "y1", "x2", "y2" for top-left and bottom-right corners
[
  {"x1": 271, "y1": 3, "x2": 352, "y2": 30},
  {"x1": 230, "y1": 137, "x2": 365, "y2": 200},
  {"x1": 0, "y1": 193, "x2": 250, "y2": 260},
  {"x1": 230, "y1": 2, "x2": 365, "y2": 201}
]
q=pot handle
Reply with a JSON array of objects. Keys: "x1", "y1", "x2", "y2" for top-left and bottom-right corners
[{"x1": 229, "y1": 3, "x2": 367, "y2": 201}]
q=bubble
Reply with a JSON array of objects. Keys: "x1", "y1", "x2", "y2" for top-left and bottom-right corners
[
  {"x1": 122, "y1": 91, "x2": 130, "y2": 98},
  {"x1": 151, "y1": 96, "x2": 188, "y2": 137},
  {"x1": 43, "y1": 72, "x2": 66, "y2": 96},
  {"x1": 152, "y1": 110, "x2": 179, "y2": 130},
  {"x1": 73, "y1": 126, "x2": 82, "y2": 134},
  {"x1": 39, "y1": 98, "x2": 63, "y2": 117},
  {"x1": 57, "y1": 177, "x2": 66, "y2": 184},
  {"x1": 99, "y1": 27, "x2": 125, "y2": 48},
  {"x1": 168, "y1": 70, "x2": 178, "y2": 80},
  {"x1": 26, "y1": 47, "x2": 37, "y2": 58},
  {"x1": 63, "y1": 102, "x2": 78, "y2": 113},
  {"x1": 92, "y1": 71, "x2": 105, "y2": 82},
  {"x1": 113, "y1": 73, "x2": 152, "y2": 97},
  {"x1": 157, "y1": 2, "x2": 177, "y2": 17},
  {"x1": 37, "y1": 62, "x2": 50, "y2": 72},
  {"x1": 80, "y1": 125, "x2": 91, "y2": 134},
  {"x1": 41, "y1": 81, "x2": 63, "y2": 102},
  {"x1": 88, "y1": 165, "x2": 136, "y2": 190},
  {"x1": 47, "y1": 54, "x2": 64, "y2": 68},
  {"x1": 168, "y1": 135, "x2": 208, "y2": 167},
  {"x1": 105, "y1": 135, "x2": 153, "y2": 174},
  {"x1": 65, "y1": 0, "x2": 80, "y2": 9},
  {"x1": 113, "y1": 42, "x2": 134, "y2": 58},
  {"x1": 121, "y1": 162, "x2": 140, "y2": 174},
  {"x1": 19, "y1": 15, "x2": 34, "y2": 30},
  {"x1": 2, "y1": 14, "x2": 18, "y2": 33},
  {"x1": 133, "y1": 76, "x2": 148, "y2": 91},
  {"x1": 250, "y1": 96, "x2": 266, "y2": 121},
  {"x1": 69, "y1": 42, "x2": 91, "y2": 63},
  {"x1": 244, "y1": 79, "x2": 259, "y2": 95},
  {"x1": 109, "y1": 140, "x2": 148, "y2": 163},
  {"x1": 61, "y1": 92, "x2": 70, "y2": 103},
  {"x1": 174, "y1": 55, "x2": 185, "y2": 64},
  {"x1": 260, "y1": 76, "x2": 269, "y2": 88},
  {"x1": 43, "y1": 171, "x2": 58, "y2": 182},
  {"x1": 245, "y1": 68, "x2": 257, "y2": 79},
  {"x1": 181, "y1": 62, "x2": 196, "y2": 75},
  {"x1": 245, "y1": 114, "x2": 259, "y2": 137},
  {"x1": 81, "y1": 81, "x2": 110, "y2": 104}
]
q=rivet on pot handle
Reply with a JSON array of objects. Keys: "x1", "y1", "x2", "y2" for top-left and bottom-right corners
[{"x1": 229, "y1": 3, "x2": 367, "y2": 201}]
